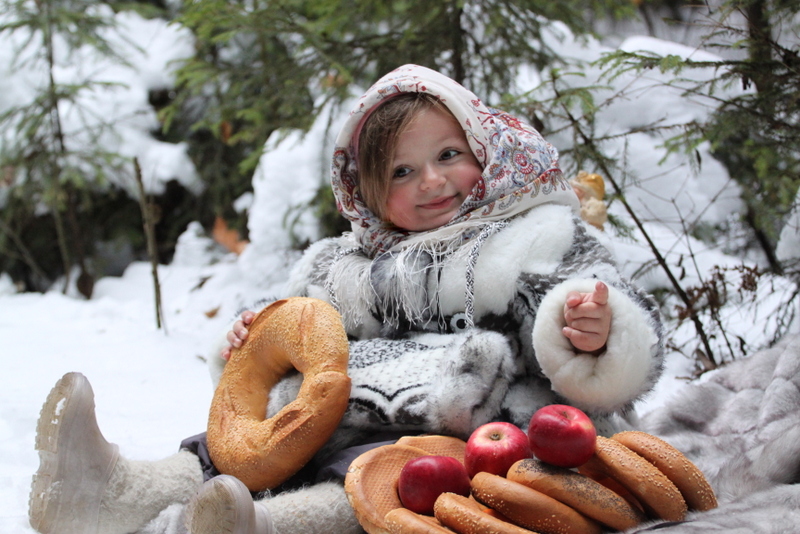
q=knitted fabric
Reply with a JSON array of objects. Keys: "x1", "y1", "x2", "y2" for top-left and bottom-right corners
[{"x1": 267, "y1": 329, "x2": 522, "y2": 458}]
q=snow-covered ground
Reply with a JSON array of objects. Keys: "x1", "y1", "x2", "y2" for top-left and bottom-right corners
[
  {"x1": 0, "y1": 265, "x2": 220, "y2": 533},
  {"x1": 1, "y1": 7, "x2": 798, "y2": 534}
]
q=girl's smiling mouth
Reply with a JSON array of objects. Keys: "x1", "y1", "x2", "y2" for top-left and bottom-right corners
[{"x1": 420, "y1": 195, "x2": 456, "y2": 210}]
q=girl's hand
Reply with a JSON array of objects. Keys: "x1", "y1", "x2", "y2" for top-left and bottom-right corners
[
  {"x1": 221, "y1": 310, "x2": 256, "y2": 361},
  {"x1": 562, "y1": 281, "x2": 611, "y2": 354}
]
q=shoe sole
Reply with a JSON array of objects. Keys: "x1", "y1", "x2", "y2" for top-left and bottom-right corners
[
  {"x1": 28, "y1": 372, "x2": 119, "y2": 534},
  {"x1": 185, "y1": 475, "x2": 256, "y2": 534}
]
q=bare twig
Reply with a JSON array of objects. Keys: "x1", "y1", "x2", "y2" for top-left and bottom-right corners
[
  {"x1": 677, "y1": 207, "x2": 736, "y2": 365},
  {"x1": 0, "y1": 217, "x2": 49, "y2": 283},
  {"x1": 133, "y1": 158, "x2": 166, "y2": 332},
  {"x1": 554, "y1": 88, "x2": 716, "y2": 364}
]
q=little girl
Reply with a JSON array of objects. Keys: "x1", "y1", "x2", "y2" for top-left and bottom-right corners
[{"x1": 29, "y1": 65, "x2": 664, "y2": 534}]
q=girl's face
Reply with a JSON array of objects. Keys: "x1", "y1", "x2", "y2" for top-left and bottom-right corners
[{"x1": 384, "y1": 107, "x2": 482, "y2": 232}]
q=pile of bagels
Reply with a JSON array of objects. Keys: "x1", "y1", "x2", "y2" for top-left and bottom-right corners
[{"x1": 344, "y1": 431, "x2": 717, "y2": 534}]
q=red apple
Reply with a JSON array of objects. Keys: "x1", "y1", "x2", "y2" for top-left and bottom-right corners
[
  {"x1": 397, "y1": 455, "x2": 471, "y2": 515},
  {"x1": 464, "y1": 422, "x2": 531, "y2": 478},
  {"x1": 527, "y1": 404, "x2": 597, "y2": 468}
]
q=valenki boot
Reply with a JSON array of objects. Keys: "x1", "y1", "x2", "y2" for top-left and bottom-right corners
[
  {"x1": 29, "y1": 372, "x2": 204, "y2": 534},
  {"x1": 184, "y1": 475, "x2": 274, "y2": 534},
  {"x1": 184, "y1": 475, "x2": 363, "y2": 534}
]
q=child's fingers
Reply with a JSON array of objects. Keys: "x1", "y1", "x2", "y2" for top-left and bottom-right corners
[
  {"x1": 564, "y1": 291, "x2": 584, "y2": 311},
  {"x1": 564, "y1": 317, "x2": 603, "y2": 335},
  {"x1": 226, "y1": 330, "x2": 241, "y2": 348},
  {"x1": 562, "y1": 326, "x2": 606, "y2": 353},
  {"x1": 564, "y1": 302, "x2": 607, "y2": 323},
  {"x1": 233, "y1": 320, "x2": 249, "y2": 341},
  {"x1": 241, "y1": 310, "x2": 256, "y2": 324},
  {"x1": 590, "y1": 281, "x2": 609, "y2": 305}
]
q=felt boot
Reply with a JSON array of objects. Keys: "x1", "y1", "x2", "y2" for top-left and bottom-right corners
[
  {"x1": 184, "y1": 476, "x2": 363, "y2": 534},
  {"x1": 184, "y1": 475, "x2": 275, "y2": 534},
  {"x1": 29, "y1": 372, "x2": 204, "y2": 534}
]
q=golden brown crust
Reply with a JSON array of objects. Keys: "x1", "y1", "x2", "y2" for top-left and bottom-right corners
[
  {"x1": 344, "y1": 443, "x2": 431, "y2": 534},
  {"x1": 207, "y1": 298, "x2": 351, "y2": 491},
  {"x1": 508, "y1": 458, "x2": 646, "y2": 531},
  {"x1": 471, "y1": 472, "x2": 603, "y2": 534},
  {"x1": 385, "y1": 507, "x2": 453, "y2": 533},
  {"x1": 433, "y1": 493, "x2": 532, "y2": 534},
  {"x1": 612, "y1": 431, "x2": 717, "y2": 512},
  {"x1": 579, "y1": 436, "x2": 687, "y2": 522}
]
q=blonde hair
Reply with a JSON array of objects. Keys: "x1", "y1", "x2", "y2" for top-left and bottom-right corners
[{"x1": 357, "y1": 92, "x2": 453, "y2": 221}]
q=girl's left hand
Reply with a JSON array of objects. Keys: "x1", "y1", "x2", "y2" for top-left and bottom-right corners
[{"x1": 562, "y1": 281, "x2": 611, "y2": 354}]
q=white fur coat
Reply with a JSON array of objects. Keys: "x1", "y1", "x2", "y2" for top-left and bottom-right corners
[{"x1": 209, "y1": 204, "x2": 665, "y2": 455}]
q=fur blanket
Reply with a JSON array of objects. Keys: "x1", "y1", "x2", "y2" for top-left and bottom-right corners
[{"x1": 627, "y1": 334, "x2": 800, "y2": 532}]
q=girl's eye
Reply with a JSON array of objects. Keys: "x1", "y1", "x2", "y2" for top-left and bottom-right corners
[
  {"x1": 393, "y1": 166, "x2": 411, "y2": 179},
  {"x1": 440, "y1": 149, "x2": 459, "y2": 161}
]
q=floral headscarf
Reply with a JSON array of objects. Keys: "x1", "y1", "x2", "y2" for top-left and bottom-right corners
[{"x1": 331, "y1": 64, "x2": 578, "y2": 257}]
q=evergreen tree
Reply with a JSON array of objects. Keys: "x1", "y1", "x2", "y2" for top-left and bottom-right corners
[
  {"x1": 0, "y1": 0, "x2": 130, "y2": 293},
  {"x1": 593, "y1": 0, "x2": 799, "y2": 271},
  {"x1": 163, "y1": 0, "x2": 638, "y2": 239},
  {"x1": 509, "y1": 0, "x2": 800, "y2": 365}
]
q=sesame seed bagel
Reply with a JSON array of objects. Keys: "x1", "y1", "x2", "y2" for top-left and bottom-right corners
[
  {"x1": 612, "y1": 431, "x2": 717, "y2": 512},
  {"x1": 507, "y1": 458, "x2": 646, "y2": 531},
  {"x1": 384, "y1": 507, "x2": 452, "y2": 534},
  {"x1": 207, "y1": 298, "x2": 351, "y2": 491},
  {"x1": 432, "y1": 492, "x2": 533, "y2": 534},
  {"x1": 579, "y1": 436, "x2": 687, "y2": 522},
  {"x1": 471, "y1": 472, "x2": 603, "y2": 534}
]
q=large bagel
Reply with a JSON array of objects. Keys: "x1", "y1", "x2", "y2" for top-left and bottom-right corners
[
  {"x1": 612, "y1": 431, "x2": 717, "y2": 512},
  {"x1": 471, "y1": 472, "x2": 603, "y2": 534},
  {"x1": 384, "y1": 507, "x2": 452, "y2": 533},
  {"x1": 579, "y1": 436, "x2": 687, "y2": 522},
  {"x1": 433, "y1": 493, "x2": 533, "y2": 534},
  {"x1": 207, "y1": 298, "x2": 351, "y2": 491},
  {"x1": 507, "y1": 458, "x2": 646, "y2": 532}
]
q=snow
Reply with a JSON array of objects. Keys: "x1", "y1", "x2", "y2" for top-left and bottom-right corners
[
  {"x1": 0, "y1": 7, "x2": 798, "y2": 534},
  {"x1": 778, "y1": 188, "x2": 800, "y2": 265}
]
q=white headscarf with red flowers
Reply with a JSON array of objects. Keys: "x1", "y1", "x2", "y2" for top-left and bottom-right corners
[{"x1": 331, "y1": 64, "x2": 579, "y2": 258}]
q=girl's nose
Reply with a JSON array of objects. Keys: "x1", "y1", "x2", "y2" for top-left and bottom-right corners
[{"x1": 419, "y1": 165, "x2": 445, "y2": 190}]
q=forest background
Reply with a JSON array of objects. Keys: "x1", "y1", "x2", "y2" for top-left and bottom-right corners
[
  {"x1": 1, "y1": 1, "x2": 800, "y2": 532},
  {"x1": 1, "y1": 0, "x2": 799, "y2": 393}
]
